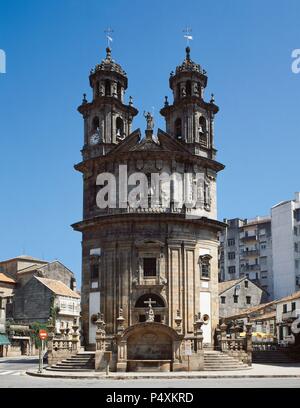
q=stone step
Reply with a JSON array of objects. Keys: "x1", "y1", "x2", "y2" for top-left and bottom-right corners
[
  {"x1": 204, "y1": 356, "x2": 243, "y2": 361},
  {"x1": 204, "y1": 366, "x2": 249, "y2": 371},
  {"x1": 46, "y1": 367, "x2": 93, "y2": 372},
  {"x1": 57, "y1": 359, "x2": 94, "y2": 364},
  {"x1": 63, "y1": 360, "x2": 92, "y2": 365},
  {"x1": 204, "y1": 363, "x2": 243, "y2": 366}
]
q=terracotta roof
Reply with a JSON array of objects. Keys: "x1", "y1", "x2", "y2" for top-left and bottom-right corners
[
  {"x1": 35, "y1": 277, "x2": 80, "y2": 298},
  {"x1": 218, "y1": 277, "x2": 245, "y2": 294},
  {"x1": 275, "y1": 290, "x2": 300, "y2": 304},
  {"x1": 0, "y1": 273, "x2": 16, "y2": 284}
]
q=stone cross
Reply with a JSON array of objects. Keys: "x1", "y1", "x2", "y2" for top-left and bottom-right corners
[
  {"x1": 144, "y1": 298, "x2": 156, "y2": 322},
  {"x1": 144, "y1": 298, "x2": 156, "y2": 308}
]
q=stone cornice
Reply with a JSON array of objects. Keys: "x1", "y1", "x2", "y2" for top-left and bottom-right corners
[
  {"x1": 78, "y1": 97, "x2": 138, "y2": 117},
  {"x1": 74, "y1": 147, "x2": 225, "y2": 173},
  {"x1": 160, "y1": 97, "x2": 219, "y2": 116},
  {"x1": 72, "y1": 213, "x2": 226, "y2": 233}
]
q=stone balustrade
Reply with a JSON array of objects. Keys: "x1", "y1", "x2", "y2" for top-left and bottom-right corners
[{"x1": 46, "y1": 317, "x2": 80, "y2": 365}]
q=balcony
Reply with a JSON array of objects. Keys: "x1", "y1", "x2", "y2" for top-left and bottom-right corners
[
  {"x1": 241, "y1": 249, "x2": 259, "y2": 258},
  {"x1": 240, "y1": 264, "x2": 260, "y2": 272},
  {"x1": 240, "y1": 233, "x2": 258, "y2": 242},
  {"x1": 282, "y1": 310, "x2": 298, "y2": 321}
]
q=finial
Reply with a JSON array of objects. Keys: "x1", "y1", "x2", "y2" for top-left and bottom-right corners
[
  {"x1": 164, "y1": 96, "x2": 169, "y2": 107},
  {"x1": 106, "y1": 47, "x2": 112, "y2": 61},
  {"x1": 210, "y1": 93, "x2": 215, "y2": 103},
  {"x1": 186, "y1": 46, "x2": 191, "y2": 61},
  {"x1": 82, "y1": 93, "x2": 87, "y2": 104},
  {"x1": 129, "y1": 96, "x2": 133, "y2": 106}
]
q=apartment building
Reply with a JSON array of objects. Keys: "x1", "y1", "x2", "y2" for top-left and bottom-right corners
[
  {"x1": 219, "y1": 217, "x2": 273, "y2": 299},
  {"x1": 272, "y1": 192, "x2": 300, "y2": 298}
]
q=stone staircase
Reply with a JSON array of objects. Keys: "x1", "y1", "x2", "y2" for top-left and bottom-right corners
[
  {"x1": 204, "y1": 351, "x2": 250, "y2": 371},
  {"x1": 45, "y1": 350, "x2": 250, "y2": 372},
  {"x1": 252, "y1": 350, "x2": 300, "y2": 364},
  {"x1": 46, "y1": 352, "x2": 95, "y2": 372}
]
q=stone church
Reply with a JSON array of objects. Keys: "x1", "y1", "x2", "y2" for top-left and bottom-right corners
[{"x1": 72, "y1": 44, "x2": 229, "y2": 371}]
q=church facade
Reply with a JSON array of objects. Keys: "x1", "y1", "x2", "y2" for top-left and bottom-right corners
[{"x1": 72, "y1": 45, "x2": 226, "y2": 371}]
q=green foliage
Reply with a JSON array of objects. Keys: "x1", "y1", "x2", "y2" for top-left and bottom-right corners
[
  {"x1": 49, "y1": 296, "x2": 60, "y2": 326},
  {"x1": 30, "y1": 322, "x2": 48, "y2": 348}
]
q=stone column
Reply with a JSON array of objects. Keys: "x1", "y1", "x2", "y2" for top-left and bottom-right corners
[
  {"x1": 194, "y1": 313, "x2": 204, "y2": 352},
  {"x1": 174, "y1": 310, "x2": 182, "y2": 334},
  {"x1": 220, "y1": 320, "x2": 228, "y2": 352},
  {"x1": 95, "y1": 313, "x2": 112, "y2": 371},
  {"x1": 71, "y1": 317, "x2": 80, "y2": 353},
  {"x1": 245, "y1": 317, "x2": 253, "y2": 366},
  {"x1": 46, "y1": 318, "x2": 56, "y2": 365}
]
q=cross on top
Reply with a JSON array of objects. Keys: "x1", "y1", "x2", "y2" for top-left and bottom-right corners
[
  {"x1": 104, "y1": 27, "x2": 114, "y2": 48},
  {"x1": 144, "y1": 298, "x2": 156, "y2": 308},
  {"x1": 183, "y1": 26, "x2": 193, "y2": 45}
]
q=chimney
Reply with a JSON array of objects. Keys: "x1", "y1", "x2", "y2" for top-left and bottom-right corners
[{"x1": 295, "y1": 192, "x2": 300, "y2": 202}]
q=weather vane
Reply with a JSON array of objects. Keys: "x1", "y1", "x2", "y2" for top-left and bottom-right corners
[
  {"x1": 104, "y1": 27, "x2": 114, "y2": 48},
  {"x1": 183, "y1": 26, "x2": 193, "y2": 46}
]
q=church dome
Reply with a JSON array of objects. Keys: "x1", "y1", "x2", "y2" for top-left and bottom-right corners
[
  {"x1": 174, "y1": 47, "x2": 206, "y2": 75},
  {"x1": 91, "y1": 47, "x2": 127, "y2": 77}
]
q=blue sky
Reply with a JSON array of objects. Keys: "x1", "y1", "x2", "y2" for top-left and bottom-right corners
[{"x1": 0, "y1": 0, "x2": 299, "y2": 285}]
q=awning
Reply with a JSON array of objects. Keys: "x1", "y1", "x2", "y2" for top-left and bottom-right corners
[{"x1": 0, "y1": 334, "x2": 10, "y2": 345}]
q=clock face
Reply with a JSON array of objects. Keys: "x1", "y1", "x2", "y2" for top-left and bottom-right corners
[{"x1": 90, "y1": 132, "x2": 100, "y2": 145}]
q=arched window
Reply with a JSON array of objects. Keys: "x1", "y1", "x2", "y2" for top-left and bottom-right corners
[
  {"x1": 117, "y1": 83, "x2": 122, "y2": 100},
  {"x1": 199, "y1": 116, "x2": 207, "y2": 146},
  {"x1": 92, "y1": 116, "x2": 99, "y2": 132},
  {"x1": 135, "y1": 293, "x2": 165, "y2": 308},
  {"x1": 105, "y1": 79, "x2": 111, "y2": 96},
  {"x1": 116, "y1": 117, "x2": 124, "y2": 138},
  {"x1": 186, "y1": 80, "x2": 192, "y2": 96},
  {"x1": 175, "y1": 118, "x2": 182, "y2": 139}
]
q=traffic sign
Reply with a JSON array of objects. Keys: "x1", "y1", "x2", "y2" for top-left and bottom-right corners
[{"x1": 39, "y1": 329, "x2": 48, "y2": 340}]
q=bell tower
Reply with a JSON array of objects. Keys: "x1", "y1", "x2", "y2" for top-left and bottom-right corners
[
  {"x1": 78, "y1": 46, "x2": 138, "y2": 159},
  {"x1": 160, "y1": 46, "x2": 219, "y2": 159}
]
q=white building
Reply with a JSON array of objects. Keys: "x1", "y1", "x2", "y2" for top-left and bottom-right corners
[
  {"x1": 272, "y1": 192, "x2": 300, "y2": 299},
  {"x1": 219, "y1": 217, "x2": 273, "y2": 298},
  {"x1": 275, "y1": 291, "x2": 300, "y2": 345}
]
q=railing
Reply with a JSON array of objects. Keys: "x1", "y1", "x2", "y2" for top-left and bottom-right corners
[
  {"x1": 240, "y1": 264, "x2": 260, "y2": 272},
  {"x1": 253, "y1": 342, "x2": 279, "y2": 351},
  {"x1": 241, "y1": 249, "x2": 259, "y2": 257},
  {"x1": 52, "y1": 339, "x2": 74, "y2": 351},
  {"x1": 282, "y1": 310, "x2": 298, "y2": 320},
  {"x1": 240, "y1": 233, "x2": 258, "y2": 240},
  {"x1": 220, "y1": 338, "x2": 246, "y2": 352}
]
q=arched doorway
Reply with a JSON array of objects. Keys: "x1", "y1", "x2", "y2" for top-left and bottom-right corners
[{"x1": 117, "y1": 322, "x2": 181, "y2": 372}]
